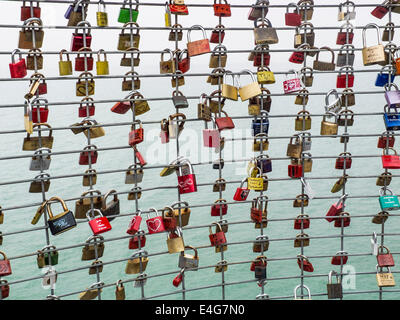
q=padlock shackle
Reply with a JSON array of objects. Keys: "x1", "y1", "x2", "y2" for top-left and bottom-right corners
[
  {"x1": 293, "y1": 284, "x2": 311, "y2": 299},
  {"x1": 376, "y1": 264, "x2": 392, "y2": 274},
  {"x1": 287, "y1": 2, "x2": 300, "y2": 13},
  {"x1": 223, "y1": 70, "x2": 238, "y2": 87},
  {"x1": 146, "y1": 207, "x2": 159, "y2": 219},
  {"x1": 161, "y1": 48, "x2": 174, "y2": 61},
  {"x1": 85, "y1": 208, "x2": 103, "y2": 220},
  {"x1": 254, "y1": 17, "x2": 272, "y2": 28},
  {"x1": 46, "y1": 196, "x2": 68, "y2": 219},
  {"x1": 362, "y1": 23, "x2": 382, "y2": 48},
  {"x1": 237, "y1": 69, "x2": 257, "y2": 87},
  {"x1": 0, "y1": 251, "x2": 7, "y2": 260},
  {"x1": 187, "y1": 24, "x2": 207, "y2": 43},
  {"x1": 379, "y1": 186, "x2": 394, "y2": 196}
]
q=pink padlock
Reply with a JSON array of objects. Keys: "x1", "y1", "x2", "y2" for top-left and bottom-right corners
[
  {"x1": 177, "y1": 160, "x2": 197, "y2": 194},
  {"x1": 283, "y1": 70, "x2": 302, "y2": 94},
  {"x1": 126, "y1": 210, "x2": 143, "y2": 235},
  {"x1": 326, "y1": 194, "x2": 346, "y2": 222},
  {"x1": 146, "y1": 208, "x2": 165, "y2": 234},
  {"x1": 86, "y1": 209, "x2": 112, "y2": 235},
  {"x1": 203, "y1": 119, "x2": 221, "y2": 148}
]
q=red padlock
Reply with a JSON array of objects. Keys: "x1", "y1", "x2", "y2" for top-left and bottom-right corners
[
  {"x1": 250, "y1": 196, "x2": 268, "y2": 223},
  {"x1": 371, "y1": 5, "x2": 389, "y2": 19},
  {"x1": 32, "y1": 107, "x2": 49, "y2": 123},
  {"x1": 331, "y1": 251, "x2": 348, "y2": 265},
  {"x1": 169, "y1": 1, "x2": 189, "y2": 15},
  {"x1": 213, "y1": 0, "x2": 231, "y2": 17},
  {"x1": 21, "y1": 1, "x2": 41, "y2": 21},
  {"x1": 253, "y1": 48, "x2": 270, "y2": 67},
  {"x1": 203, "y1": 125, "x2": 221, "y2": 148},
  {"x1": 336, "y1": 23, "x2": 354, "y2": 45},
  {"x1": 382, "y1": 148, "x2": 400, "y2": 169},
  {"x1": 334, "y1": 212, "x2": 351, "y2": 228},
  {"x1": 146, "y1": 208, "x2": 166, "y2": 234},
  {"x1": 0, "y1": 252, "x2": 12, "y2": 277},
  {"x1": 297, "y1": 255, "x2": 314, "y2": 272},
  {"x1": 294, "y1": 214, "x2": 310, "y2": 230},
  {"x1": 289, "y1": 50, "x2": 305, "y2": 64},
  {"x1": 285, "y1": 3, "x2": 301, "y2": 26},
  {"x1": 126, "y1": 211, "x2": 143, "y2": 235},
  {"x1": 178, "y1": 49, "x2": 190, "y2": 74},
  {"x1": 129, "y1": 121, "x2": 144, "y2": 147},
  {"x1": 210, "y1": 24, "x2": 226, "y2": 44},
  {"x1": 288, "y1": 160, "x2": 303, "y2": 178},
  {"x1": 71, "y1": 21, "x2": 92, "y2": 51},
  {"x1": 326, "y1": 194, "x2": 346, "y2": 222},
  {"x1": 215, "y1": 111, "x2": 235, "y2": 131},
  {"x1": 111, "y1": 101, "x2": 131, "y2": 114},
  {"x1": 9, "y1": 49, "x2": 27, "y2": 79},
  {"x1": 211, "y1": 199, "x2": 228, "y2": 217},
  {"x1": 79, "y1": 97, "x2": 95, "y2": 117},
  {"x1": 250, "y1": 256, "x2": 267, "y2": 272},
  {"x1": 283, "y1": 73, "x2": 302, "y2": 94},
  {"x1": 335, "y1": 152, "x2": 352, "y2": 169},
  {"x1": 0, "y1": 280, "x2": 9, "y2": 299},
  {"x1": 209, "y1": 222, "x2": 227, "y2": 246},
  {"x1": 336, "y1": 67, "x2": 355, "y2": 88},
  {"x1": 129, "y1": 231, "x2": 146, "y2": 249},
  {"x1": 79, "y1": 145, "x2": 98, "y2": 165},
  {"x1": 233, "y1": 178, "x2": 250, "y2": 201},
  {"x1": 377, "y1": 245, "x2": 395, "y2": 267},
  {"x1": 161, "y1": 207, "x2": 177, "y2": 232},
  {"x1": 177, "y1": 160, "x2": 197, "y2": 194},
  {"x1": 75, "y1": 47, "x2": 94, "y2": 71},
  {"x1": 87, "y1": 209, "x2": 112, "y2": 235},
  {"x1": 134, "y1": 147, "x2": 147, "y2": 166},
  {"x1": 187, "y1": 26, "x2": 211, "y2": 57},
  {"x1": 173, "y1": 269, "x2": 185, "y2": 287},
  {"x1": 378, "y1": 132, "x2": 395, "y2": 148}
]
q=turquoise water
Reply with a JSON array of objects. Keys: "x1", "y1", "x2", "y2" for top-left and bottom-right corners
[{"x1": 1, "y1": 0, "x2": 400, "y2": 300}]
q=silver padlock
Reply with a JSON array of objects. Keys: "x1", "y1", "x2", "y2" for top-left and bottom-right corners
[
  {"x1": 336, "y1": 44, "x2": 355, "y2": 67},
  {"x1": 125, "y1": 165, "x2": 144, "y2": 184},
  {"x1": 178, "y1": 246, "x2": 199, "y2": 270},
  {"x1": 302, "y1": 132, "x2": 312, "y2": 152},
  {"x1": 30, "y1": 147, "x2": 51, "y2": 171},
  {"x1": 325, "y1": 89, "x2": 342, "y2": 114}
]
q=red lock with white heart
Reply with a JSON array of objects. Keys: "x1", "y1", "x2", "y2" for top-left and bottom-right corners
[
  {"x1": 331, "y1": 251, "x2": 348, "y2": 265},
  {"x1": 382, "y1": 148, "x2": 400, "y2": 169},
  {"x1": 126, "y1": 211, "x2": 143, "y2": 235},
  {"x1": 146, "y1": 208, "x2": 166, "y2": 234},
  {"x1": 87, "y1": 209, "x2": 112, "y2": 235},
  {"x1": 209, "y1": 222, "x2": 227, "y2": 246},
  {"x1": 211, "y1": 199, "x2": 228, "y2": 217},
  {"x1": 233, "y1": 178, "x2": 250, "y2": 201}
]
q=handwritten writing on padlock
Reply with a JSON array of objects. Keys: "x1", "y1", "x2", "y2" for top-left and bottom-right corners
[
  {"x1": 177, "y1": 159, "x2": 197, "y2": 194},
  {"x1": 146, "y1": 208, "x2": 165, "y2": 234},
  {"x1": 283, "y1": 71, "x2": 302, "y2": 94},
  {"x1": 86, "y1": 209, "x2": 112, "y2": 235}
]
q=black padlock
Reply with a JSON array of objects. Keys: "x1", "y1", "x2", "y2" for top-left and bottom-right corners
[
  {"x1": 46, "y1": 197, "x2": 77, "y2": 236},
  {"x1": 213, "y1": 159, "x2": 224, "y2": 170},
  {"x1": 101, "y1": 189, "x2": 120, "y2": 222},
  {"x1": 327, "y1": 271, "x2": 343, "y2": 299},
  {"x1": 172, "y1": 90, "x2": 189, "y2": 109}
]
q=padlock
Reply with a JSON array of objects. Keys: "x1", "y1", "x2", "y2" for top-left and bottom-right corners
[
  {"x1": 293, "y1": 284, "x2": 312, "y2": 300},
  {"x1": 248, "y1": 167, "x2": 264, "y2": 191},
  {"x1": 198, "y1": 93, "x2": 212, "y2": 121},
  {"x1": 253, "y1": 133, "x2": 269, "y2": 151},
  {"x1": 0, "y1": 280, "x2": 9, "y2": 299},
  {"x1": 297, "y1": 254, "x2": 314, "y2": 272},
  {"x1": 87, "y1": 209, "x2": 112, "y2": 235},
  {"x1": 238, "y1": 69, "x2": 262, "y2": 101},
  {"x1": 172, "y1": 91, "x2": 189, "y2": 109},
  {"x1": 125, "y1": 250, "x2": 149, "y2": 274},
  {"x1": 71, "y1": 21, "x2": 92, "y2": 51},
  {"x1": 178, "y1": 246, "x2": 199, "y2": 270},
  {"x1": 160, "y1": 207, "x2": 177, "y2": 231},
  {"x1": 382, "y1": 148, "x2": 400, "y2": 169},
  {"x1": 288, "y1": 159, "x2": 303, "y2": 178},
  {"x1": 117, "y1": 22, "x2": 140, "y2": 51},
  {"x1": 9, "y1": 49, "x2": 27, "y2": 79},
  {"x1": 207, "y1": 67, "x2": 225, "y2": 85},
  {"x1": 169, "y1": 0, "x2": 189, "y2": 15},
  {"x1": 172, "y1": 269, "x2": 185, "y2": 287},
  {"x1": 253, "y1": 18, "x2": 278, "y2": 45},
  {"x1": 22, "y1": 123, "x2": 53, "y2": 151},
  {"x1": 111, "y1": 93, "x2": 133, "y2": 114},
  {"x1": 377, "y1": 245, "x2": 395, "y2": 267},
  {"x1": 120, "y1": 47, "x2": 140, "y2": 67},
  {"x1": 79, "y1": 97, "x2": 95, "y2": 117},
  {"x1": 187, "y1": 25, "x2": 211, "y2": 57},
  {"x1": 336, "y1": 22, "x2": 354, "y2": 45},
  {"x1": 233, "y1": 178, "x2": 250, "y2": 201},
  {"x1": 213, "y1": 0, "x2": 231, "y2": 17},
  {"x1": 334, "y1": 211, "x2": 351, "y2": 227},
  {"x1": 168, "y1": 24, "x2": 183, "y2": 42},
  {"x1": 115, "y1": 280, "x2": 125, "y2": 300},
  {"x1": 300, "y1": 67, "x2": 314, "y2": 87},
  {"x1": 67, "y1": 0, "x2": 87, "y2": 26},
  {"x1": 257, "y1": 66, "x2": 275, "y2": 84},
  {"x1": 210, "y1": 24, "x2": 226, "y2": 44},
  {"x1": 146, "y1": 208, "x2": 166, "y2": 234},
  {"x1": 171, "y1": 70, "x2": 185, "y2": 88},
  {"x1": 384, "y1": 83, "x2": 400, "y2": 107},
  {"x1": 82, "y1": 119, "x2": 105, "y2": 139},
  {"x1": 178, "y1": 49, "x2": 191, "y2": 73},
  {"x1": 79, "y1": 145, "x2": 98, "y2": 165},
  {"x1": 327, "y1": 271, "x2": 343, "y2": 299},
  {"x1": 209, "y1": 222, "x2": 227, "y2": 247},
  {"x1": 0, "y1": 251, "x2": 12, "y2": 277},
  {"x1": 372, "y1": 211, "x2": 390, "y2": 224},
  {"x1": 341, "y1": 88, "x2": 356, "y2": 107},
  {"x1": 125, "y1": 165, "x2": 144, "y2": 184},
  {"x1": 289, "y1": 43, "x2": 309, "y2": 64},
  {"x1": 337, "y1": 110, "x2": 354, "y2": 126},
  {"x1": 391, "y1": 0, "x2": 400, "y2": 14},
  {"x1": 331, "y1": 175, "x2": 348, "y2": 193},
  {"x1": 287, "y1": 135, "x2": 303, "y2": 158},
  {"x1": 336, "y1": 66, "x2": 355, "y2": 88},
  {"x1": 134, "y1": 146, "x2": 147, "y2": 167},
  {"x1": 250, "y1": 196, "x2": 268, "y2": 224},
  {"x1": 251, "y1": 45, "x2": 271, "y2": 67},
  {"x1": 126, "y1": 210, "x2": 143, "y2": 235},
  {"x1": 376, "y1": 65, "x2": 396, "y2": 87},
  {"x1": 376, "y1": 265, "x2": 396, "y2": 287},
  {"x1": 295, "y1": 89, "x2": 310, "y2": 106},
  {"x1": 320, "y1": 112, "x2": 338, "y2": 136},
  {"x1": 283, "y1": 70, "x2": 302, "y2": 94},
  {"x1": 209, "y1": 45, "x2": 228, "y2": 69},
  {"x1": 382, "y1": 22, "x2": 395, "y2": 42},
  {"x1": 101, "y1": 190, "x2": 120, "y2": 222},
  {"x1": 222, "y1": 71, "x2": 239, "y2": 101},
  {"x1": 128, "y1": 121, "x2": 144, "y2": 147},
  {"x1": 25, "y1": 75, "x2": 47, "y2": 100},
  {"x1": 75, "y1": 47, "x2": 93, "y2": 71},
  {"x1": 203, "y1": 120, "x2": 221, "y2": 148},
  {"x1": 118, "y1": 0, "x2": 139, "y2": 23},
  {"x1": 252, "y1": 111, "x2": 269, "y2": 136},
  {"x1": 338, "y1": 1, "x2": 356, "y2": 20},
  {"x1": 81, "y1": 235, "x2": 105, "y2": 261},
  {"x1": 376, "y1": 172, "x2": 392, "y2": 187},
  {"x1": 96, "y1": 49, "x2": 109, "y2": 75},
  {"x1": 42, "y1": 245, "x2": 59, "y2": 266},
  {"x1": 58, "y1": 49, "x2": 72, "y2": 76},
  {"x1": 362, "y1": 23, "x2": 386, "y2": 66},
  {"x1": 44, "y1": 197, "x2": 77, "y2": 236},
  {"x1": 337, "y1": 44, "x2": 355, "y2": 67},
  {"x1": 294, "y1": 22, "x2": 315, "y2": 48},
  {"x1": 29, "y1": 173, "x2": 50, "y2": 193},
  {"x1": 335, "y1": 152, "x2": 352, "y2": 169},
  {"x1": 211, "y1": 199, "x2": 228, "y2": 217},
  {"x1": 285, "y1": 2, "x2": 301, "y2": 26},
  {"x1": 168, "y1": 113, "x2": 185, "y2": 139},
  {"x1": 248, "y1": 0, "x2": 269, "y2": 21},
  {"x1": 295, "y1": 111, "x2": 312, "y2": 131},
  {"x1": 294, "y1": 233, "x2": 310, "y2": 247},
  {"x1": 75, "y1": 72, "x2": 95, "y2": 96},
  {"x1": 82, "y1": 168, "x2": 97, "y2": 187},
  {"x1": 122, "y1": 71, "x2": 141, "y2": 91},
  {"x1": 326, "y1": 194, "x2": 346, "y2": 222},
  {"x1": 21, "y1": 1, "x2": 41, "y2": 21},
  {"x1": 0, "y1": 207, "x2": 3, "y2": 225},
  {"x1": 160, "y1": 49, "x2": 175, "y2": 74},
  {"x1": 293, "y1": 194, "x2": 309, "y2": 208},
  {"x1": 215, "y1": 111, "x2": 235, "y2": 131},
  {"x1": 129, "y1": 230, "x2": 146, "y2": 249},
  {"x1": 313, "y1": 47, "x2": 336, "y2": 71},
  {"x1": 298, "y1": 0, "x2": 314, "y2": 20},
  {"x1": 166, "y1": 227, "x2": 185, "y2": 254},
  {"x1": 19, "y1": 18, "x2": 44, "y2": 49},
  {"x1": 303, "y1": 152, "x2": 313, "y2": 172},
  {"x1": 379, "y1": 42, "x2": 397, "y2": 67},
  {"x1": 294, "y1": 214, "x2": 310, "y2": 230},
  {"x1": 256, "y1": 154, "x2": 272, "y2": 174},
  {"x1": 79, "y1": 282, "x2": 104, "y2": 300},
  {"x1": 64, "y1": 0, "x2": 83, "y2": 19},
  {"x1": 379, "y1": 187, "x2": 400, "y2": 211},
  {"x1": 171, "y1": 201, "x2": 191, "y2": 227},
  {"x1": 253, "y1": 235, "x2": 269, "y2": 252},
  {"x1": 30, "y1": 148, "x2": 51, "y2": 171},
  {"x1": 96, "y1": 0, "x2": 108, "y2": 27},
  {"x1": 252, "y1": 256, "x2": 267, "y2": 280},
  {"x1": 331, "y1": 251, "x2": 348, "y2": 265},
  {"x1": 209, "y1": 90, "x2": 226, "y2": 113},
  {"x1": 26, "y1": 48, "x2": 43, "y2": 70}
]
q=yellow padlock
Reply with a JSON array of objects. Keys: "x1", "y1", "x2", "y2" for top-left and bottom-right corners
[
  {"x1": 248, "y1": 167, "x2": 264, "y2": 191},
  {"x1": 96, "y1": 0, "x2": 108, "y2": 27},
  {"x1": 257, "y1": 66, "x2": 275, "y2": 84},
  {"x1": 96, "y1": 49, "x2": 109, "y2": 75},
  {"x1": 58, "y1": 49, "x2": 72, "y2": 76}
]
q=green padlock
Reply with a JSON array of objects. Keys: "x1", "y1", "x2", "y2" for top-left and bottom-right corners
[
  {"x1": 379, "y1": 188, "x2": 400, "y2": 211},
  {"x1": 43, "y1": 245, "x2": 59, "y2": 266},
  {"x1": 118, "y1": 0, "x2": 139, "y2": 23}
]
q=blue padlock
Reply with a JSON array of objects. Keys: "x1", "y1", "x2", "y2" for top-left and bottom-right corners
[
  {"x1": 375, "y1": 65, "x2": 396, "y2": 87},
  {"x1": 252, "y1": 110, "x2": 269, "y2": 136},
  {"x1": 383, "y1": 105, "x2": 400, "y2": 131},
  {"x1": 256, "y1": 154, "x2": 272, "y2": 173},
  {"x1": 64, "y1": 3, "x2": 83, "y2": 19},
  {"x1": 379, "y1": 187, "x2": 400, "y2": 211}
]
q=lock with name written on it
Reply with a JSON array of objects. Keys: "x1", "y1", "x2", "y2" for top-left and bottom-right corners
[
  {"x1": 187, "y1": 25, "x2": 211, "y2": 57},
  {"x1": 9, "y1": 49, "x2": 27, "y2": 79},
  {"x1": 253, "y1": 18, "x2": 279, "y2": 45},
  {"x1": 327, "y1": 271, "x2": 343, "y2": 299},
  {"x1": 86, "y1": 209, "x2": 112, "y2": 235},
  {"x1": 379, "y1": 187, "x2": 400, "y2": 211},
  {"x1": 376, "y1": 265, "x2": 396, "y2": 287},
  {"x1": 257, "y1": 66, "x2": 275, "y2": 84},
  {"x1": 384, "y1": 105, "x2": 400, "y2": 131},
  {"x1": 30, "y1": 147, "x2": 51, "y2": 171},
  {"x1": 71, "y1": 21, "x2": 92, "y2": 52},
  {"x1": 283, "y1": 70, "x2": 302, "y2": 94},
  {"x1": 382, "y1": 147, "x2": 400, "y2": 169},
  {"x1": 290, "y1": 43, "x2": 310, "y2": 65},
  {"x1": 179, "y1": 246, "x2": 199, "y2": 270},
  {"x1": 44, "y1": 197, "x2": 77, "y2": 236},
  {"x1": 362, "y1": 23, "x2": 385, "y2": 66}
]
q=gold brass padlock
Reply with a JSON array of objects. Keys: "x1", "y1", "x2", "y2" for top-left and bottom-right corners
[
  {"x1": 83, "y1": 169, "x2": 97, "y2": 186},
  {"x1": 376, "y1": 172, "x2": 392, "y2": 187},
  {"x1": 287, "y1": 135, "x2": 303, "y2": 158},
  {"x1": 294, "y1": 233, "x2": 310, "y2": 247},
  {"x1": 76, "y1": 72, "x2": 95, "y2": 96},
  {"x1": 303, "y1": 153, "x2": 313, "y2": 173},
  {"x1": 23, "y1": 123, "x2": 54, "y2": 151},
  {"x1": 115, "y1": 280, "x2": 126, "y2": 300},
  {"x1": 295, "y1": 89, "x2": 309, "y2": 105},
  {"x1": 96, "y1": 0, "x2": 108, "y2": 27},
  {"x1": 222, "y1": 71, "x2": 238, "y2": 101},
  {"x1": 79, "y1": 282, "x2": 103, "y2": 300},
  {"x1": 213, "y1": 178, "x2": 226, "y2": 192},
  {"x1": 169, "y1": 23, "x2": 183, "y2": 41},
  {"x1": 331, "y1": 175, "x2": 348, "y2": 193},
  {"x1": 257, "y1": 66, "x2": 275, "y2": 84},
  {"x1": 295, "y1": 111, "x2": 312, "y2": 131},
  {"x1": 253, "y1": 133, "x2": 269, "y2": 152},
  {"x1": 209, "y1": 45, "x2": 228, "y2": 69},
  {"x1": 215, "y1": 260, "x2": 228, "y2": 273},
  {"x1": 362, "y1": 24, "x2": 385, "y2": 66},
  {"x1": 89, "y1": 260, "x2": 103, "y2": 275},
  {"x1": 118, "y1": 22, "x2": 140, "y2": 50},
  {"x1": 125, "y1": 251, "x2": 149, "y2": 274},
  {"x1": 160, "y1": 48, "x2": 176, "y2": 74},
  {"x1": 128, "y1": 187, "x2": 142, "y2": 201},
  {"x1": 320, "y1": 113, "x2": 338, "y2": 136},
  {"x1": 376, "y1": 266, "x2": 396, "y2": 287},
  {"x1": 372, "y1": 211, "x2": 389, "y2": 224},
  {"x1": 238, "y1": 69, "x2": 262, "y2": 102}
]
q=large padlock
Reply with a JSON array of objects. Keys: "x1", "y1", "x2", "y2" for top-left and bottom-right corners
[
  {"x1": 19, "y1": 18, "x2": 44, "y2": 49},
  {"x1": 87, "y1": 209, "x2": 112, "y2": 235},
  {"x1": 179, "y1": 246, "x2": 199, "y2": 270},
  {"x1": 187, "y1": 25, "x2": 211, "y2": 57},
  {"x1": 125, "y1": 250, "x2": 149, "y2": 274},
  {"x1": 313, "y1": 47, "x2": 336, "y2": 71},
  {"x1": 71, "y1": 21, "x2": 92, "y2": 51},
  {"x1": 166, "y1": 228, "x2": 185, "y2": 254},
  {"x1": 238, "y1": 69, "x2": 262, "y2": 101},
  {"x1": 45, "y1": 197, "x2": 77, "y2": 236},
  {"x1": 327, "y1": 271, "x2": 343, "y2": 299},
  {"x1": 362, "y1": 23, "x2": 386, "y2": 66},
  {"x1": 30, "y1": 148, "x2": 51, "y2": 171},
  {"x1": 118, "y1": 0, "x2": 139, "y2": 23},
  {"x1": 9, "y1": 49, "x2": 27, "y2": 79},
  {"x1": 117, "y1": 22, "x2": 140, "y2": 51},
  {"x1": 248, "y1": 167, "x2": 264, "y2": 191},
  {"x1": 22, "y1": 123, "x2": 53, "y2": 151},
  {"x1": 379, "y1": 187, "x2": 400, "y2": 211},
  {"x1": 253, "y1": 18, "x2": 279, "y2": 45}
]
